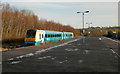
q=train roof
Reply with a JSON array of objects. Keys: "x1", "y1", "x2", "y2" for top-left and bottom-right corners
[
  {"x1": 42, "y1": 30, "x2": 63, "y2": 33},
  {"x1": 27, "y1": 29, "x2": 73, "y2": 33},
  {"x1": 63, "y1": 32, "x2": 73, "y2": 33}
]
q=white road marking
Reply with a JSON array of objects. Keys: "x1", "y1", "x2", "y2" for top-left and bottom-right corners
[
  {"x1": 84, "y1": 50, "x2": 89, "y2": 54},
  {"x1": 35, "y1": 38, "x2": 80, "y2": 54},
  {"x1": 8, "y1": 58, "x2": 14, "y2": 61},
  {"x1": 16, "y1": 55, "x2": 24, "y2": 59},
  {"x1": 10, "y1": 61, "x2": 22, "y2": 64},
  {"x1": 38, "y1": 56, "x2": 51, "y2": 60},
  {"x1": 110, "y1": 49, "x2": 116, "y2": 54},
  {"x1": 103, "y1": 37, "x2": 120, "y2": 57},
  {"x1": 51, "y1": 57, "x2": 56, "y2": 60},
  {"x1": 65, "y1": 48, "x2": 78, "y2": 51},
  {"x1": 58, "y1": 60, "x2": 68, "y2": 64},
  {"x1": 78, "y1": 60, "x2": 83, "y2": 63},
  {"x1": 110, "y1": 48, "x2": 120, "y2": 58},
  {"x1": 16, "y1": 53, "x2": 34, "y2": 59},
  {"x1": 7, "y1": 38, "x2": 81, "y2": 64},
  {"x1": 104, "y1": 37, "x2": 120, "y2": 43}
]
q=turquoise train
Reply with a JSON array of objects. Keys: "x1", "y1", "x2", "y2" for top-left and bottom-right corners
[{"x1": 25, "y1": 29, "x2": 74, "y2": 45}]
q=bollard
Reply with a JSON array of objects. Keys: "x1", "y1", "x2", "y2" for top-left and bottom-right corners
[{"x1": 99, "y1": 38, "x2": 102, "y2": 41}]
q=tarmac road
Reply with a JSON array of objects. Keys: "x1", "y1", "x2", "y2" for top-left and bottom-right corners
[{"x1": 2, "y1": 37, "x2": 119, "y2": 72}]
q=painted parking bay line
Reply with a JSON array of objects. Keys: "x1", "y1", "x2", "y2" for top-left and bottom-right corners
[{"x1": 110, "y1": 48, "x2": 120, "y2": 58}]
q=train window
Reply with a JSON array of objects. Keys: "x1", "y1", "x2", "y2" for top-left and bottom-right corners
[
  {"x1": 53, "y1": 35, "x2": 54, "y2": 37},
  {"x1": 55, "y1": 34, "x2": 57, "y2": 37},
  {"x1": 39, "y1": 34, "x2": 41, "y2": 39},
  {"x1": 48, "y1": 34, "x2": 50, "y2": 37},
  {"x1": 26, "y1": 30, "x2": 36, "y2": 38},
  {"x1": 48, "y1": 35, "x2": 51, "y2": 37},
  {"x1": 52, "y1": 35, "x2": 53, "y2": 37},
  {"x1": 45, "y1": 34, "x2": 47, "y2": 37},
  {"x1": 57, "y1": 34, "x2": 61, "y2": 37},
  {"x1": 42, "y1": 34, "x2": 44, "y2": 38},
  {"x1": 60, "y1": 35, "x2": 61, "y2": 37},
  {"x1": 50, "y1": 35, "x2": 52, "y2": 37},
  {"x1": 66, "y1": 34, "x2": 72, "y2": 36}
]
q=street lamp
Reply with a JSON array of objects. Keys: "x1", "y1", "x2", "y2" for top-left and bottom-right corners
[
  {"x1": 77, "y1": 10, "x2": 89, "y2": 43},
  {"x1": 86, "y1": 22, "x2": 92, "y2": 38}
]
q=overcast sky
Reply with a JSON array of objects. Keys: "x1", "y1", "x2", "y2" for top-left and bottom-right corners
[{"x1": 1, "y1": 0, "x2": 119, "y2": 29}]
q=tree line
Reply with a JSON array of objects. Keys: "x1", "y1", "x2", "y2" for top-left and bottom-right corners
[
  {"x1": 83, "y1": 27, "x2": 120, "y2": 40},
  {"x1": 1, "y1": 3, "x2": 80, "y2": 41}
]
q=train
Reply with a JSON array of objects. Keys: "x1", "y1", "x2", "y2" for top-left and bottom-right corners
[{"x1": 25, "y1": 29, "x2": 74, "y2": 45}]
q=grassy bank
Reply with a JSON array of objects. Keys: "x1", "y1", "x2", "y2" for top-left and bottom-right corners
[{"x1": 2, "y1": 38, "x2": 24, "y2": 49}]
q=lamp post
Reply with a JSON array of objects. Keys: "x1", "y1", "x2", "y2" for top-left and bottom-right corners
[
  {"x1": 86, "y1": 22, "x2": 92, "y2": 38},
  {"x1": 77, "y1": 10, "x2": 89, "y2": 43}
]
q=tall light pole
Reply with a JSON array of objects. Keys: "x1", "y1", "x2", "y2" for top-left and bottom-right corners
[
  {"x1": 77, "y1": 10, "x2": 89, "y2": 43},
  {"x1": 86, "y1": 22, "x2": 92, "y2": 38}
]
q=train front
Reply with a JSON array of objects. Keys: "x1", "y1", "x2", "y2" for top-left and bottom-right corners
[{"x1": 24, "y1": 29, "x2": 36, "y2": 46}]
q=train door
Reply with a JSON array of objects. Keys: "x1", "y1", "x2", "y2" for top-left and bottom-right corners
[
  {"x1": 39, "y1": 31, "x2": 45, "y2": 43},
  {"x1": 62, "y1": 32, "x2": 64, "y2": 40},
  {"x1": 41, "y1": 33, "x2": 44, "y2": 43}
]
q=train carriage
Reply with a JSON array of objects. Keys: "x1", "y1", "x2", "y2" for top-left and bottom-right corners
[
  {"x1": 44, "y1": 30, "x2": 63, "y2": 43},
  {"x1": 63, "y1": 32, "x2": 74, "y2": 39},
  {"x1": 25, "y1": 29, "x2": 74, "y2": 46}
]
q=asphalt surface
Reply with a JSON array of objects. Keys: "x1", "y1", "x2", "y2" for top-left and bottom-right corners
[{"x1": 2, "y1": 37, "x2": 119, "y2": 72}]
